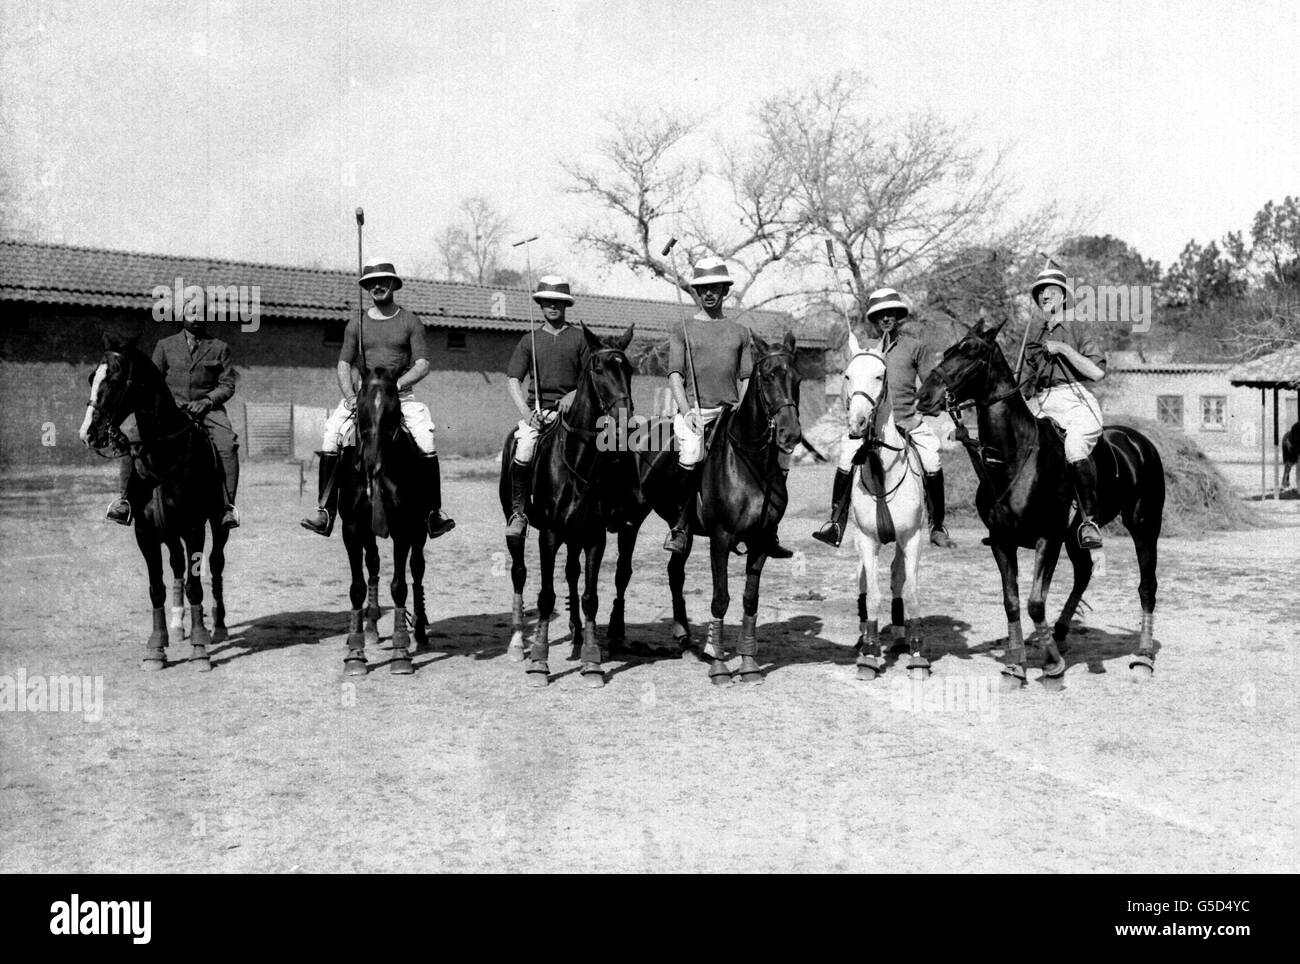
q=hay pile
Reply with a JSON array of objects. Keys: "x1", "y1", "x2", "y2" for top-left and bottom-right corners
[{"x1": 941, "y1": 414, "x2": 1261, "y2": 535}]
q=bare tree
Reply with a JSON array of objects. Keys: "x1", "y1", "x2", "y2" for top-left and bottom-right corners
[{"x1": 434, "y1": 196, "x2": 513, "y2": 284}]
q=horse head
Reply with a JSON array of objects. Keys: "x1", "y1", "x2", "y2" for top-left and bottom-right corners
[
  {"x1": 356, "y1": 367, "x2": 403, "y2": 477},
  {"x1": 79, "y1": 335, "x2": 151, "y2": 451},
  {"x1": 748, "y1": 331, "x2": 803, "y2": 454},
  {"x1": 842, "y1": 328, "x2": 890, "y2": 440},
  {"x1": 916, "y1": 316, "x2": 1010, "y2": 416},
  {"x1": 576, "y1": 323, "x2": 635, "y2": 426}
]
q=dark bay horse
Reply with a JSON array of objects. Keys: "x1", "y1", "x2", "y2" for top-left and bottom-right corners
[
  {"x1": 498, "y1": 324, "x2": 634, "y2": 688},
  {"x1": 608, "y1": 331, "x2": 803, "y2": 685},
  {"x1": 336, "y1": 367, "x2": 431, "y2": 676},
  {"x1": 79, "y1": 339, "x2": 229, "y2": 670},
  {"x1": 916, "y1": 318, "x2": 1165, "y2": 684}
]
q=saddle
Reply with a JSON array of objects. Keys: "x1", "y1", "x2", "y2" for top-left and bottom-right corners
[{"x1": 849, "y1": 429, "x2": 921, "y2": 547}]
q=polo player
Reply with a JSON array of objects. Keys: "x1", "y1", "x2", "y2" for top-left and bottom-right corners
[
  {"x1": 300, "y1": 258, "x2": 454, "y2": 539},
  {"x1": 105, "y1": 315, "x2": 240, "y2": 529},
  {"x1": 503, "y1": 275, "x2": 589, "y2": 538},
  {"x1": 814, "y1": 287, "x2": 954, "y2": 549},
  {"x1": 664, "y1": 256, "x2": 792, "y2": 558},
  {"x1": 1024, "y1": 267, "x2": 1108, "y2": 549}
]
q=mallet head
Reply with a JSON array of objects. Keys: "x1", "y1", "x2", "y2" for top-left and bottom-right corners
[{"x1": 355, "y1": 207, "x2": 364, "y2": 226}]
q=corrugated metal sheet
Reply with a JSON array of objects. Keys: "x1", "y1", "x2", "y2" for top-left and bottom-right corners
[{"x1": 244, "y1": 402, "x2": 292, "y2": 458}]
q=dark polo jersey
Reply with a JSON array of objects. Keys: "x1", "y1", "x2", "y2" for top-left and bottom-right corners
[
  {"x1": 668, "y1": 313, "x2": 753, "y2": 409},
  {"x1": 507, "y1": 323, "x2": 589, "y2": 409},
  {"x1": 1024, "y1": 314, "x2": 1106, "y2": 390},
  {"x1": 152, "y1": 331, "x2": 237, "y2": 408},
  {"x1": 340, "y1": 306, "x2": 429, "y2": 377}
]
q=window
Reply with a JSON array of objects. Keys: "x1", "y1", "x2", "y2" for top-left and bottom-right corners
[
  {"x1": 446, "y1": 330, "x2": 467, "y2": 351},
  {"x1": 323, "y1": 323, "x2": 345, "y2": 347},
  {"x1": 1200, "y1": 395, "x2": 1226, "y2": 431},
  {"x1": 1156, "y1": 395, "x2": 1184, "y2": 429}
]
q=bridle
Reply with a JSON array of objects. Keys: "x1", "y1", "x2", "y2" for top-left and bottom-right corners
[
  {"x1": 728, "y1": 348, "x2": 800, "y2": 455},
  {"x1": 86, "y1": 351, "x2": 200, "y2": 473},
  {"x1": 560, "y1": 347, "x2": 633, "y2": 440}
]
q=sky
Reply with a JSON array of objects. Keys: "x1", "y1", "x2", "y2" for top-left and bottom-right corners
[{"x1": 2, "y1": 0, "x2": 1297, "y2": 300}]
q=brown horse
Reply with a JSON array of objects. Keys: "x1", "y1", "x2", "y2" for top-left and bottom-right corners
[
  {"x1": 608, "y1": 331, "x2": 803, "y2": 684},
  {"x1": 917, "y1": 319, "x2": 1165, "y2": 685},
  {"x1": 79, "y1": 338, "x2": 229, "y2": 670}
]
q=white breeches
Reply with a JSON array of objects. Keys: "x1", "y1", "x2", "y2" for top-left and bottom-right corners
[{"x1": 322, "y1": 394, "x2": 437, "y2": 455}]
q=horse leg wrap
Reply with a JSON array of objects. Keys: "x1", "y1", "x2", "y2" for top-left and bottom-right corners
[
  {"x1": 1138, "y1": 612, "x2": 1155, "y2": 656},
  {"x1": 856, "y1": 619, "x2": 885, "y2": 675},
  {"x1": 904, "y1": 620, "x2": 928, "y2": 672},
  {"x1": 580, "y1": 619, "x2": 602, "y2": 667},
  {"x1": 891, "y1": 597, "x2": 905, "y2": 629},
  {"x1": 1005, "y1": 620, "x2": 1025, "y2": 665},
  {"x1": 188, "y1": 604, "x2": 212, "y2": 671},
  {"x1": 391, "y1": 607, "x2": 410, "y2": 650},
  {"x1": 345, "y1": 609, "x2": 366, "y2": 657},
  {"x1": 738, "y1": 614, "x2": 758, "y2": 657},
  {"x1": 704, "y1": 618, "x2": 726, "y2": 661},
  {"x1": 147, "y1": 607, "x2": 168, "y2": 650},
  {"x1": 530, "y1": 616, "x2": 550, "y2": 664},
  {"x1": 366, "y1": 581, "x2": 381, "y2": 622}
]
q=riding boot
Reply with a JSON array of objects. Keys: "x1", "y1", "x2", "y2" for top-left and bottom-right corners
[
  {"x1": 1069, "y1": 457, "x2": 1104, "y2": 550},
  {"x1": 105, "y1": 456, "x2": 136, "y2": 525},
  {"x1": 767, "y1": 469, "x2": 794, "y2": 559},
  {"x1": 925, "y1": 469, "x2": 955, "y2": 548},
  {"x1": 812, "y1": 469, "x2": 853, "y2": 547},
  {"x1": 506, "y1": 459, "x2": 530, "y2": 538},
  {"x1": 300, "y1": 451, "x2": 340, "y2": 536},
  {"x1": 423, "y1": 454, "x2": 456, "y2": 538},
  {"x1": 663, "y1": 463, "x2": 700, "y2": 553},
  {"x1": 219, "y1": 445, "x2": 239, "y2": 530}
]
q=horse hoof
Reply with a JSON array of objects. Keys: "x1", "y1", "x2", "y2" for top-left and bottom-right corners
[
  {"x1": 390, "y1": 655, "x2": 414, "y2": 675},
  {"x1": 908, "y1": 665, "x2": 931, "y2": 681},
  {"x1": 364, "y1": 632, "x2": 380, "y2": 648},
  {"x1": 708, "y1": 663, "x2": 731, "y2": 685},
  {"x1": 856, "y1": 664, "x2": 881, "y2": 681},
  {"x1": 507, "y1": 641, "x2": 527, "y2": 662},
  {"x1": 211, "y1": 625, "x2": 228, "y2": 644},
  {"x1": 141, "y1": 654, "x2": 166, "y2": 672},
  {"x1": 737, "y1": 671, "x2": 763, "y2": 685},
  {"x1": 1129, "y1": 655, "x2": 1155, "y2": 677},
  {"x1": 581, "y1": 668, "x2": 606, "y2": 688},
  {"x1": 527, "y1": 668, "x2": 550, "y2": 688},
  {"x1": 343, "y1": 658, "x2": 367, "y2": 677},
  {"x1": 1042, "y1": 660, "x2": 1066, "y2": 680},
  {"x1": 999, "y1": 666, "x2": 1027, "y2": 691},
  {"x1": 190, "y1": 647, "x2": 212, "y2": 672}
]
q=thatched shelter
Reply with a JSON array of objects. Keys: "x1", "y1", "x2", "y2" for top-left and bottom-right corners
[{"x1": 1228, "y1": 346, "x2": 1300, "y2": 500}]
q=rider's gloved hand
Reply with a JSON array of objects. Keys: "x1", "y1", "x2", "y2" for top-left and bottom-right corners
[
  {"x1": 187, "y1": 398, "x2": 212, "y2": 417},
  {"x1": 685, "y1": 408, "x2": 704, "y2": 436}
]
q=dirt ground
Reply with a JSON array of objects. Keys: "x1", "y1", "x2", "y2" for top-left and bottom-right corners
[{"x1": 1, "y1": 459, "x2": 1296, "y2": 873}]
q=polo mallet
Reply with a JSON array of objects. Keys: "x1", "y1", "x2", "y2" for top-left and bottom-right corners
[
  {"x1": 824, "y1": 239, "x2": 858, "y2": 342},
  {"x1": 661, "y1": 237, "x2": 702, "y2": 419},
  {"x1": 355, "y1": 207, "x2": 367, "y2": 375},
  {"x1": 511, "y1": 235, "x2": 542, "y2": 416}
]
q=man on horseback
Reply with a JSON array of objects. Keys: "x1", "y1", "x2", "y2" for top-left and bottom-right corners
[
  {"x1": 503, "y1": 276, "x2": 589, "y2": 538},
  {"x1": 105, "y1": 315, "x2": 240, "y2": 529},
  {"x1": 813, "y1": 287, "x2": 955, "y2": 549},
  {"x1": 300, "y1": 258, "x2": 454, "y2": 539},
  {"x1": 1024, "y1": 267, "x2": 1107, "y2": 549},
  {"x1": 663, "y1": 256, "x2": 792, "y2": 558}
]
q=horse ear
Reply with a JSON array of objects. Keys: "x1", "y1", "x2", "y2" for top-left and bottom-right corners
[
  {"x1": 750, "y1": 330, "x2": 770, "y2": 356},
  {"x1": 985, "y1": 316, "x2": 1009, "y2": 340},
  {"x1": 580, "y1": 322, "x2": 603, "y2": 351},
  {"x1": 613, "y1": 324, "x2": 634, "y2": 351},
  {"x1": 846, "y1": 327, "x2": 863, "y2": 358},
  {"x1": 783, "y1": 330, "x2": 796, "y2": 354}
]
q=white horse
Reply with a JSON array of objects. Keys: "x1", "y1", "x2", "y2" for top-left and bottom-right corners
[{"x1": 842, "y1": 331, "x2": 930, "y2": 680}]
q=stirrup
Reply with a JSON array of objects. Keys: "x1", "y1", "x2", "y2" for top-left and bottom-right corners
[
  {"x1": 300, "y1": 508, "x2": 334, "y2": 537},
  {"x1": 929, "y1": 525, "x2": 955, "y2": 548},
  {"x1": 812, "y1": 521, "x2": 842, "y2": 547},
  {"x1": 428, "y1": 511, "x2": 455, "y2": 539},
  {"x1": 1077, "y1": 520, "x2": 1103, "y2": 550},
  {"x1": 106, "y1": 500, "x2": 133, "y2": 526},
  {"x1": 663, "y1": 528, "x2": 689, "y2": 553},
  {"x1": 221, "y1": 506, "x2": 240, "y2": 530}
]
